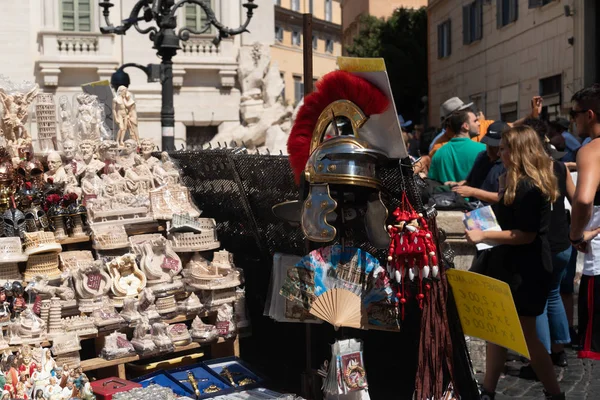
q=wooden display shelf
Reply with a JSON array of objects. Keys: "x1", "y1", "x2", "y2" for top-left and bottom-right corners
[{"x1": 80, "y1": 337, "x2": 236, "y2": 379}]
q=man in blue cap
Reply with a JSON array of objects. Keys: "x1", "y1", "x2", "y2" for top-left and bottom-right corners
[{"x1": 450, "y1": 121, "x2": 508, "y2": 204}]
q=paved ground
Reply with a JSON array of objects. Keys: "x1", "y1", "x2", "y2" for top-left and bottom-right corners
[{"x1": 473, "y1": 348, "x2": 600, "y2": 399}]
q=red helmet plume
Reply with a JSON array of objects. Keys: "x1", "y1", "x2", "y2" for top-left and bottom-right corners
[{"x1": 287, "y1": 70, "x2": 390, "y2": 184}]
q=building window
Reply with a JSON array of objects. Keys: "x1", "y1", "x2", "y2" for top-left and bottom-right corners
[
  {"x1": 325, "y1": 39, "x2": 334, "y2": 53},
  {"x1": 185, "y1": 1, "x2": 213, "y2": 33},
  {"x1": 291, "y1": 0, "x2": 299, "y2": 11},
  {"x1": 539, "y1": 74, "x2": 562, "y2": 121},
  {"x1": 463, "y1": 0, "x2": 483, "y2": 45},
  {"x1": 437, "y1": 20, "x2": 451, "y2": 58},
  {"x1": 186, "y1": 126, "x2": 218, "y2": 150},
  {"x1": 273, "y1": 0, "x2": 280, "y2": 5},
  {"x1": 500, "y1": 102, "x2": 518, "y2": 123},
  {"x1": 61, "y1": 0, "x2": 92, "y2": 32},
  {"x1": 528, "y1": 0, "x2": 553, "y2": 7},
  {"x1": 292, "y1": 31, "x2": 301, "y2": 46},
  {"x1": 312, "y1": 35, "x2": 318, "y2": 50},
  {"x1": 294, "y1": 76, "x2": 304, "y2": 105},
  {"x1": 275, "y1": 26, "x2": 283, "y2": 42},
  {"x1": 325, "y1": 0, "x2": 332, "y2": 22},
  {"x1": 309, "y1": 0, "x2": 314, "y2": 14},
  {"x1": 497, "y1": 0, "x2": 518, "y2": 28}
]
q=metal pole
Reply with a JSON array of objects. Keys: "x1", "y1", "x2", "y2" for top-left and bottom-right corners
[
  {"x1": 160, "y1": 56, "x2": 175, "y2": 151},
  {"x1": 303, "y1": 14, "x2": 313, "y2": 96},
  {"x1": 301, "y1": 13, "x2": 314, "y2": 399}
]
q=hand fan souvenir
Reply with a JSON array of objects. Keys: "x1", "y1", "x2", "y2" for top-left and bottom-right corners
[{"x1": 280, "y1": 245, "x2": 390, "y2": 329}]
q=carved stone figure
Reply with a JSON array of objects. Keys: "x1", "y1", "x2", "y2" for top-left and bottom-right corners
[
  {"x1": 118, "y1": 139, "x2": 137, "y2": 169},
  {"x1": 113, "y1": 86, "x2": 139, "y2": 146},
  {"x1": 139, "y1": 139, "x2": 160, "y2": 169},
  {"x1": 44, "y1": 151, "x2": 67, "y2": 184},
  {"x1": 58, "y1": 96, "x2": 75, "y2": 142},
  {"x1": 77, "y1": 140, "x2": 104, "y2": 176},
  {"x1": 98, "y1": 140, "x2": 120, "y2": 173},
  {"x1": 75, "y1": 93, "x2": 108, "y2": 143},
  {"x1": 0, "y1": 85, "x2": 38, "y2": 142}
]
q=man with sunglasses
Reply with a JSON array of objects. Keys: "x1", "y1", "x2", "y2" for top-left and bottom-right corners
[{"x1": 568, "y1": 83, "x2": 600, "y2": 360}]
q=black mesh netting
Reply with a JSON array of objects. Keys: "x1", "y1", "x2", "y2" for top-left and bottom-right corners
[{"x1": 165, "y1": 150, "x2": 421, "y2": 262}]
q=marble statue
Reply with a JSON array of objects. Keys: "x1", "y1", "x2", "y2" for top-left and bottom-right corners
[
  {"x1": 208, "y1": 43, "x2": 292, "y2": 153},
  {"x1": 139, "y1": 139, "x2": 160, "y2": 169},
  {"x1": 113, "y1": 86, "x2": 139, "y2": 146},
  {"x1": 58, "y1": 96, "x2": 75, "y2": 142}
]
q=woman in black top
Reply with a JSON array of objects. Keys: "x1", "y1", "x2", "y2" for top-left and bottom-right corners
[{"x1": 465, "y1": 126, "x2": 563, "y2": 400}]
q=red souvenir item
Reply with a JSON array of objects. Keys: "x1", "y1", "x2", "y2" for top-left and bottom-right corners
[
  {"x1": 387, "y1": 192, "x2": 439, "y2": 318},
  {"x1": 90, "y1": 377, "x2": 141, "y2": 400}
]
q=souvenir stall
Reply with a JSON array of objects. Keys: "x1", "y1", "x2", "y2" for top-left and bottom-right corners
[
  {"x1": 159, "y1": 58, "x2": 481, "y2": 400},
  {"x1": 0, "y1": 76, "x2": 268, "y2": 400}
]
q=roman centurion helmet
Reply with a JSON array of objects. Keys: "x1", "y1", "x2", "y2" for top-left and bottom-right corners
[{"x1": 284, "y1": 70, "x2": 394, "y2": 247}]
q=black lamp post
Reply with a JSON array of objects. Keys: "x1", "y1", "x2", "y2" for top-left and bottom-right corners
[{"x1": 99, "y1": 0, "x2": 258, "y2": 150}]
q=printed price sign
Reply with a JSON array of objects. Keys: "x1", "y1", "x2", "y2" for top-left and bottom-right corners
[{"x1": 446, "y1": 269, "x2": 530, "y2": 359}]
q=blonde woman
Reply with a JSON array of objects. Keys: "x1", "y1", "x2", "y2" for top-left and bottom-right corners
[{"x1": 465, "y1": 126, "x2": 564, "y2": 400}]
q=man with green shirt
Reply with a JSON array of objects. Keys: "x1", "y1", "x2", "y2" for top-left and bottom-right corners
[{"x1": 428, "y1": 110, "x2": 485, "y2": 184}]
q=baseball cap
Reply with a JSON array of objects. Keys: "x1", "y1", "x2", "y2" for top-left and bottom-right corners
[
  {"x1": 440, "y1": 97, "x2": 474, "y2": 121},
  {"x1": 481, "y1": 121, "x2": 510, "y2": 147}
]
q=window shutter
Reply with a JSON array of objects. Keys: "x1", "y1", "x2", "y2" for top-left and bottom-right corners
[
  {"x1": 463, "y1": 5, "x2": 470, "y2": 44},
  {"x1": 496, "y1": 0, "x2": 502, "y2": 28},
  {"x1": 447, "y1": 20, "x2": 452, "y2": 56},
  {"x1": 476, "y1": 0, "x2": 483, "y2": 40},
  {"x1": 513, "y1": 0, "x2": 519, "y2": 22},
  {"x1": 437, "y1": 24, "x2": 443, "y2": 58}
]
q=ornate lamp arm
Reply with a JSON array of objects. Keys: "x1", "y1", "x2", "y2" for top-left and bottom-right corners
[
  {"x1": 99, "y1": 0, "x2": 157, "y2": 36},
  {"x1": 170, "y1": 0, "x2": 257, "y2": 43}
]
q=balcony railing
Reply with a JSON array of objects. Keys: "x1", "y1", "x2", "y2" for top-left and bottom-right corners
[{"x1": 38, "y1": 31, "x2": 118, "y2": 63}]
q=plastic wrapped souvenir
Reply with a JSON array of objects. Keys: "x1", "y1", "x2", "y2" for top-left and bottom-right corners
[
  {"x1": 177, "y1": 292, "x2": 203, "y2": 314},
  {"x1": 129, "y1": 234, "x2": 182, "y2": 287},
  {"x1": 216, "y1": 303, "x2": 236, "y2": 340},
  {"x1": 166, "y1": 323, "x2": 191, "y2": 346},
  {"x1": 106, "y1": 253, "x2": 146, "y2": 299},
  {"x1": 91, "y1": 299, "x2": 126, "y2": 330},
  {"x1": 131, "y1": 318, "x2": 156, "y2": 355},
  {"x1": 150, "y1": 322, "x2": 173, "y2": 353},
  {"x1": 120, "y1": 298, "x2": 142, "y2": 324},
  {"x1": 189, "y1": 316, "x2": 218, "y2": 344},
  {"x1": 100, "y1": 332, "x2": 136, "y2": 360}
]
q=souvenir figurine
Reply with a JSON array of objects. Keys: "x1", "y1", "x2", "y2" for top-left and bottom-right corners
[
  {"x1": 4, "y1": 354, "x2": 18, "y2": 395},
  {"x1": 98, "y1": 140, "x2": 121, "y2": 174},
  {"x1": 58, "y1": 96, "x2": 75, "y2": 142},
  {"x1": 76, "y1": 140, "x2": 104, "y2": 177},
  {"x1": 18, "y1": 345, "x2": 36, "y2": 377},
  {"x1": 15, "y1": 371, "x2": 31, "y2": 399},
  {"x1": 113, "y1": 86, "x2": 139, "y2": 146},
  {"x1": 118, "y1": 139, "x2": 137, "y2": 169},
  {"x1": 11, "y1": 282, "x2": 26, "y2": 319},
  {"x1": 139, "y1": 139, "x2": 160, "y2": 169},
  {"x1": 44, "y1": 151, "x2": 67, "y2": 185},
  {"x1": 0, "y1": 84, "x2": 39, "y2": 142}
]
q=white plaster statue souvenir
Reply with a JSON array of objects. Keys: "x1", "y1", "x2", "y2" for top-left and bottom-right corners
[
  {"x1": 106, "y1": 253, "x2": 146, "y2": 298},
  {"x1": 189, "y1": 316, "x2": 218, "y2": 344},
  {"x1": 61, "y1": 316, "x2": 97, "y2": 336},
  {"x1": 44, "y1": 151, "x2": 67, "y2": 184},
  {"x1": 150, "y1": 322, "x2": 173, "y2": 351},
  {"x1": 178, "y1": 292, "x2": 203, "y2": 314},
  {"x1": 81, "y1": 167, "x2": 103, "y2": 199},
  {"x1": 119, "y1": 298, "x2": 141, "y2": 324},
  {"x1": 72, "y1": 260, "x2": 112, "y2": 311},
  {"x1": 98, "y1": 140, "x2": 121, "y2": 173},
  {"x1": 166, "y1": 323, "x2": 191, "y2": 346},
  {"x1": 76, "y1": 140, "x2": 104, "y2": 177},
  {"x1": 100, "y1": 331, "x2": 135, "y2": 360},
  {"x1": 216, "y1": 303, "x2": 236, "y2": 340},
  {"x1": 0, "y1": 85, "x2": 38, "y2": 143},
  {"x1": 62, "y1": 165, "x2": 82, "y2": 198},
  {"x1": 139, "y1": 139, "x2": 160, "y2": 169},
  {"x1": 62, "y1": 140, "x2": 77, "y2": 165},
  {"x1": 75, "y1": 93, "x2": 108, "y2": 143},
  {"x1": 131, "y1": 317, "x2": 156, "y2": 354},
  {"x1": 124, "y1": 155, "x2": 155, "y2": 194},
  {"x1": 129, "y1": 234, "x2": 182, "y2": 286},
  {"x1": 153, "y1": 152, "x2": 180, "y2": 187},
  {"x1": 118, "y1": 139, "x2": 138, "y2": 169},
  {"x1": 113, "y1": 86, "x2": 139, "y2": 146},
  {"x1": 58, "y1": 96, "x2": 75, "y2": 142}
]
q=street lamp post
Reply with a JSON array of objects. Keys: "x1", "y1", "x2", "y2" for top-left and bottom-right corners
[{"x1": 98, "y1": 0, "x2": 258, "y2": 150}]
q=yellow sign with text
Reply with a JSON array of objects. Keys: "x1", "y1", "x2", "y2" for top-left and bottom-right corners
[{"x1": 446, "y1": 269, "x2": 530, "y2": 359}]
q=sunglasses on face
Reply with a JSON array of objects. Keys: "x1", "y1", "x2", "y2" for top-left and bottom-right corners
[{"x1": 570, "y1": 109, "x2": 589, "y2": 119}]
